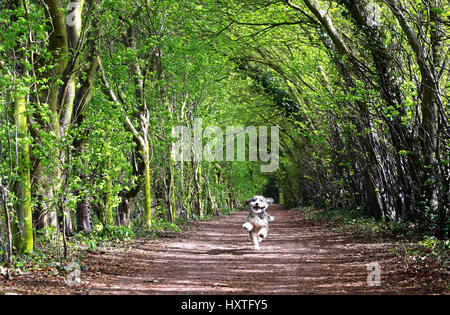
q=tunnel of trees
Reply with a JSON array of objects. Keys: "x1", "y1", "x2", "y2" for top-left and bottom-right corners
[{"x1": 0, "y1": 0, "x2": 448, "y2": 262}]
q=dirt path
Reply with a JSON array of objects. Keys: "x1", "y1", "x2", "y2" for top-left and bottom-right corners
[
  {"x1": 76, "y1": 206, "x2": 445, "y2": 294},
  {"x1": 1, "y1": 206, "x2": 446, "y2": 294}
]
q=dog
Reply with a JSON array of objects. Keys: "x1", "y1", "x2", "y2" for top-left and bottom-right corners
[{"x1": 242, "y1": 195, "x2": 275, "y2": 250}]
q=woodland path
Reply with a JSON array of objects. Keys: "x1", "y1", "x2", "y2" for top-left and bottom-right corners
[
  {"x1": 2, "y1": 206, "x2": 445, "y2": 294},
  {"x1": 78, "y1": 206, "x2": 443, "y2": 294}
]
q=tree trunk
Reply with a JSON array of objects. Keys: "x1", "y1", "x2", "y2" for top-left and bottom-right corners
[
  {"x1": 194, "y1": 162, "x2": 203, "y2": 218},
  {"x1": 117, "y1": 185, "x2": 141, "y2": 227},
  {"x1": 142, "y1": 142, "x2": 152, "y2": 229},
  {"x1": 12, "y1": 94, "x2": 33, "y2": 253},
  {"x1": 386, "y1": 0, "x2": 443, "y2": 224},
  {"x1": 33, "y1": 0, "x2": 69, "y2": 230},
  {"x1": 168, "y1": 153, "x2": 176, "y2": 223},
  {"x1": 76, "y1": 199, "x2": 91, "y2": 232}
]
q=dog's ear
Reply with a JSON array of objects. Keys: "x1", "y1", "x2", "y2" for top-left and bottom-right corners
[
  {"x1": 245, "y1": 198, "x2": 253, "y2": 206},
  {"x1": 266, "y1": 197, "x2": 274, "y2": 204}
]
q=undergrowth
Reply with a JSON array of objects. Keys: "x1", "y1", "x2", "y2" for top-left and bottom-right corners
[
  {"x1": 1, "y1": 207, "x2": 240, "y2": 273},
  {"x1": 299, "y1": 206, "x2": 450, "y2": 286}
]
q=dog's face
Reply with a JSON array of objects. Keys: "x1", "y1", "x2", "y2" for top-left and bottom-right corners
[{"x1": 245, "y1": 195, "x2": 273, "y2": 213}]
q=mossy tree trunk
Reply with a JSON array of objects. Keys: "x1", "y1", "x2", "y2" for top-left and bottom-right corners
[{"x1": 12, "y1": 94, "x2": 33, "y2": 253}]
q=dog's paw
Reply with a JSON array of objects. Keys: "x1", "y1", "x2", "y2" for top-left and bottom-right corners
[
  {"x1": 242, "y1": 222, "x2": 253, "y2": 231},
  {"x1": 269, "y1": 216, "x2": 275, "y2": 222},
  {"x1": 254, "y1": 244, "x2": 260, "y2": 251},
  {"x1": 258, "y1": 228, "x2": 267, "y2": 239}
]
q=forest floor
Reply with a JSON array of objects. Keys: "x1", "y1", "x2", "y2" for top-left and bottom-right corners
[{"x1": 1, "y1": 206, "x2": 448, "y2": 294}]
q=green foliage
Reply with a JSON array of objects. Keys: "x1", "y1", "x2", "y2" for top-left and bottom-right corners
[
  {"x1": 150, "y1": 219, "x2": 182, "y2": 233},
  {"x1": 304, "y1": 206, "x2": 385, "y2": 234},
  {"x1": 91, "y1": 225, "x2": 135, "y2": 242},
  {"x1": 419, "y1": 236, "x2": 450, "y2": 258}
]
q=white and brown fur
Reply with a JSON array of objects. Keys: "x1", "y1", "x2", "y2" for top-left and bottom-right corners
[{"x1": 242, "y1": 195, "x2": 275, "y2": 251}]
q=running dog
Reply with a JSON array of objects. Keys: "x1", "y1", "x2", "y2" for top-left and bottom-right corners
[{"x1": 242, "y1": 195, "x2": 275, "y2": 251}]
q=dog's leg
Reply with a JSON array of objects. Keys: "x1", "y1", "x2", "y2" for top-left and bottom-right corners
[
  {"x1": 242, "y1": 221, "x2": 253, "y2": 232},
  {"x1": 258, "y1": 227, "x2": 267, "y2": 239},
  {"x1": 251, "y1": 232, "x2": 260, "y2": 251},
  {"x1": 265, "y1": 212, "x2": 275, "y2": 222}
]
